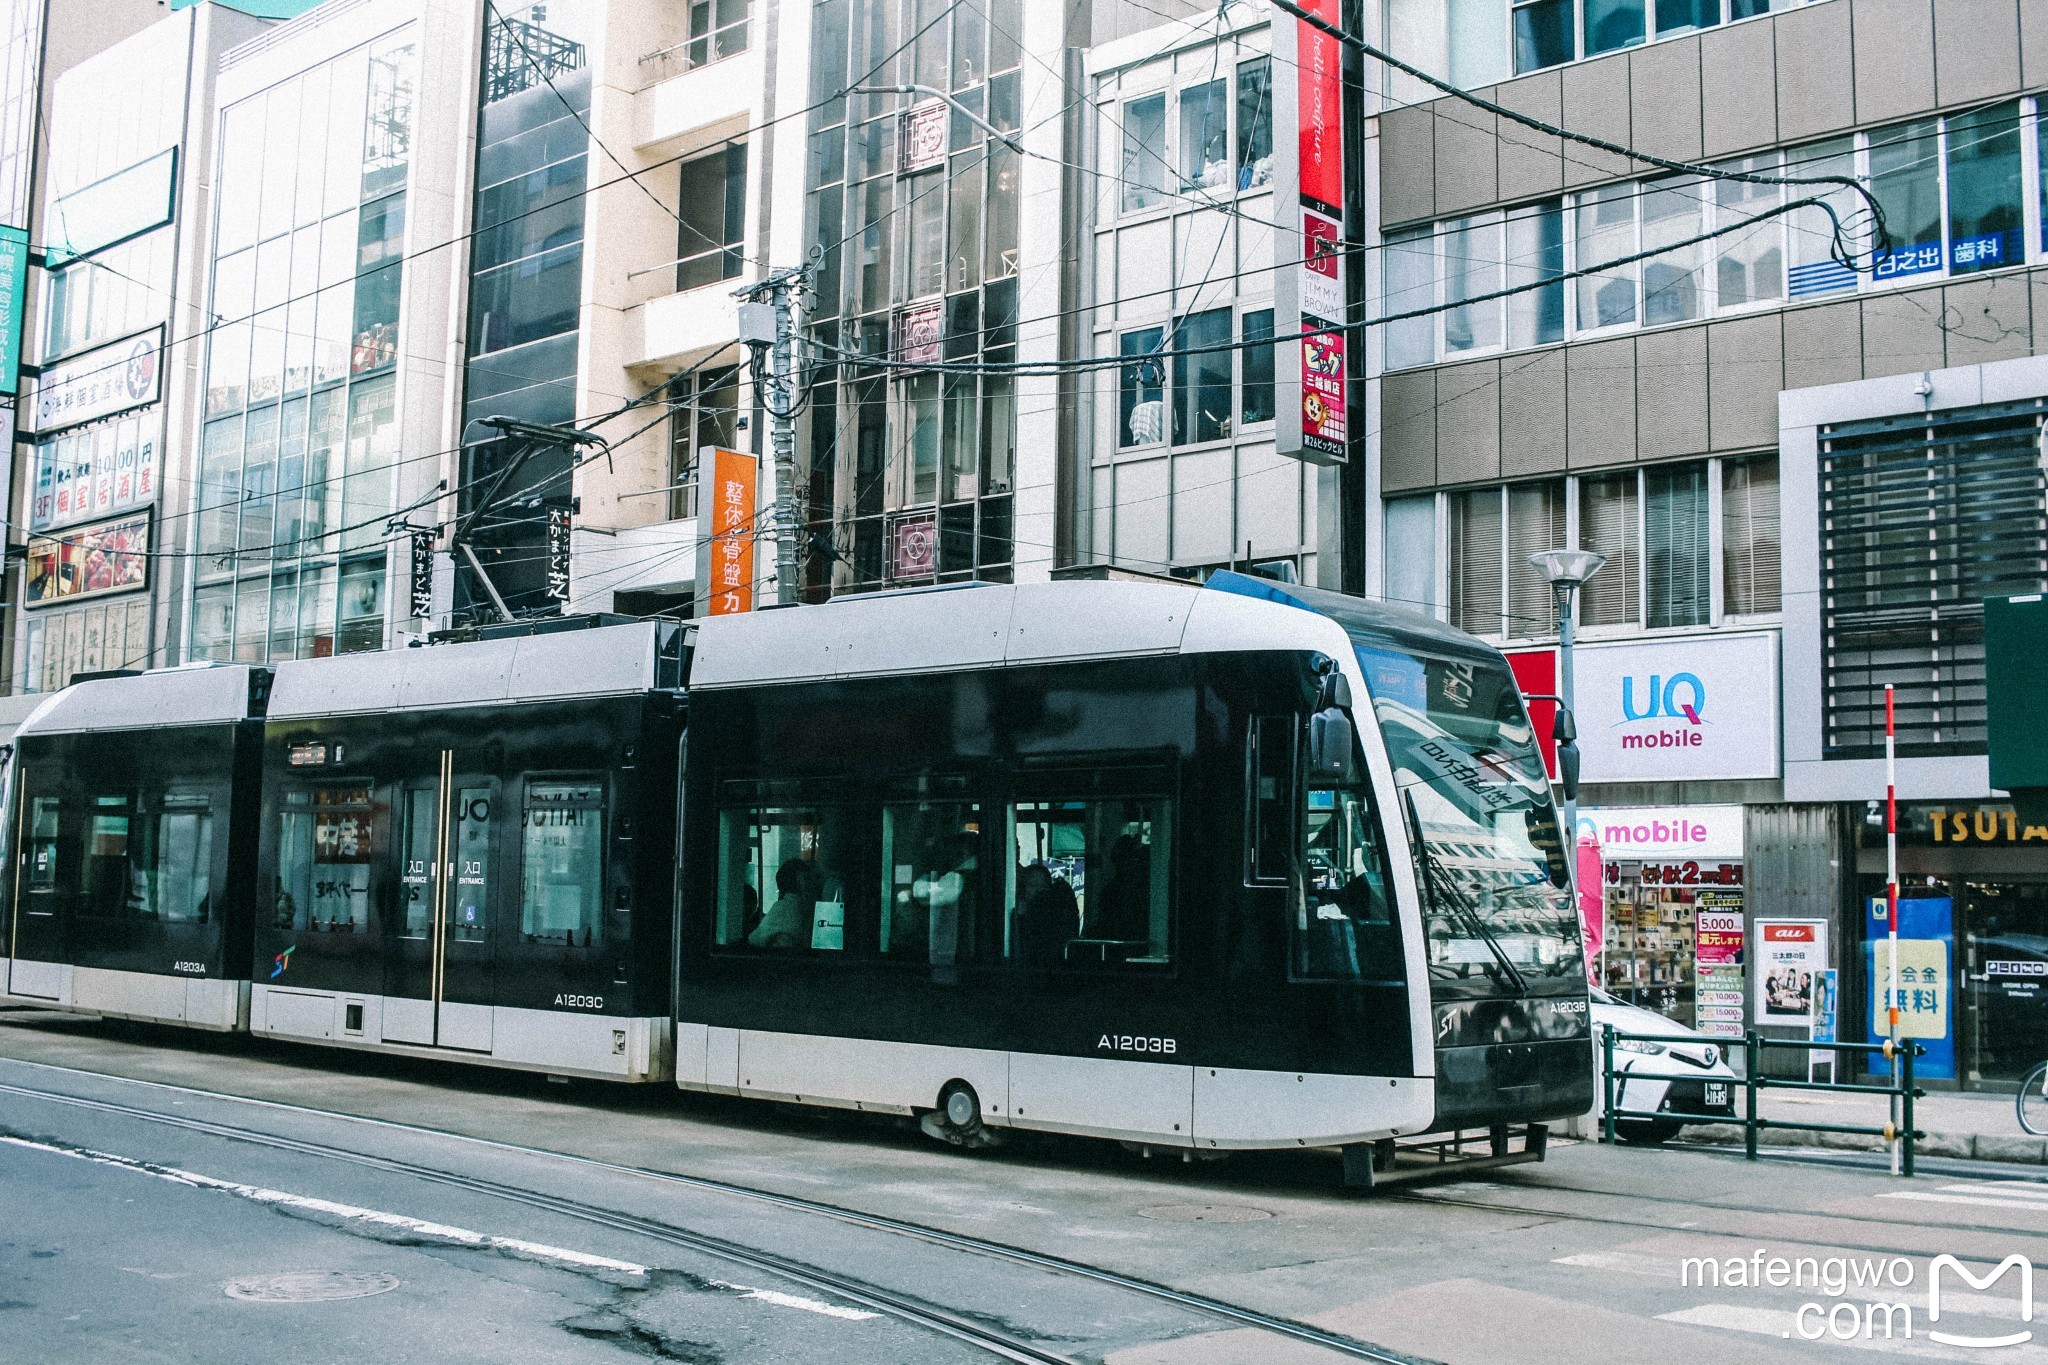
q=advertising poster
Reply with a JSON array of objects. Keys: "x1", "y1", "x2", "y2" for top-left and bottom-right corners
[
  {"x1": 25, "y1": 512, "x2": 149, "y2": 607},
  {"x1": 1812, "y1": 968, "x2": 1839, "y2": 1043},
  {"x1": 1756, "y1": 919, "x2": 1828, "y2": 1027},
  {"x1": 1573, "y1": 634, "x2": 1780, "y2": 782},
  {"x1": 1693, "y1": 896, "x2": 1746, "y2": 1038},
  {"x1": 31, "y1": 326, "x2": 162, "y2": 435}
]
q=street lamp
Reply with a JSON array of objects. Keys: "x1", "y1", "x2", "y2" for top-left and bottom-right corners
[{"x1": 1529, "y1": 548, "x2": 1606, "y2": 954}]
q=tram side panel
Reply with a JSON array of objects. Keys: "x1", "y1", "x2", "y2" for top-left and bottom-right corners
[
  {"x1": 674, "y1": 650, "x2": 1434, "y2": 1151},
  {"x1": 5, "y1": 719, "x2": 260, "y2": 1030},
  {"x1": 252, "y1": 693, "x2": 680, "y2": 1081}
]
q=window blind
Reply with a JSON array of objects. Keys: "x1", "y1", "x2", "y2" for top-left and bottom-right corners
[
  {"x1": 1450, "y1": 488, "x2": 1503, "y2": 636},
  {"x1": 1507, "y1": 480, "x2": 1567, "y2": 638},
  {"x1": 1577, "y1": 472, "x2": 1640, "y2": 626},
  {"x1": 1722, "y1": 454, "x2": 1780, "y2": 615},
  {"x1": 1645, "y1": 462, "x2": 1709, "y2": 628}
]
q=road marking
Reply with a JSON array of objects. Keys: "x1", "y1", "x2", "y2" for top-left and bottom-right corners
[
  {"x1": 1552, "y1": 1250, "x2": 1671, "y2": 1278},
  {"x1": 2, "y1": 1135, "x2": 648, "y2": 1276},
  {"x1": 1658, "y1": 1303, "x2": 2048, "y2": 1361},
  {"x1": 1879, "y1": 1191, "x2": 2048, "y2": 1214},
  {"x1": 710, "y1": 1280, "x2": 879, "y2": 1321}
]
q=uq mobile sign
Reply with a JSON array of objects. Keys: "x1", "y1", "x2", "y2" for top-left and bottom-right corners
[{"x1": 1572, "y1": 633, "x2": 1780, "y2": 782}]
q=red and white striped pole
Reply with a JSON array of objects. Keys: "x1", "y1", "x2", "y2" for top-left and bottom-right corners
[{"x1": 1886, "y1": 683, "x2": 1902, "y2": 1175}]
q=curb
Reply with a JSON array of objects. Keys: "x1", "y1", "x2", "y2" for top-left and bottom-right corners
[{"x1": 1673, "y1": 1123, "x2": 2048, "y2": 1164}]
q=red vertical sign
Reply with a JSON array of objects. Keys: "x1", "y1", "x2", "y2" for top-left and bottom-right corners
[
  {"x1": 1505, "y1": 647, "x2": 1560, "y2": 779},
  {"x1": 707, "y1": 446, "x2": 756, "y2": 616},
  {"x1": 1296, "y1": 0, "x2": 1343, "y2": 213}
]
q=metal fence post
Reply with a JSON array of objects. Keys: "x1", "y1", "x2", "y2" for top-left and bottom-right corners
[
  {"x1": 1744, "y1": 1031, "x2": 1760, "y2": 1161},
  {"x1": 1902, "y1": 1043, "x2": 1918, "y2": 1179},
  {"x1": 1601, "y1": 1025, "x2": 1617, "y2": 1145}
]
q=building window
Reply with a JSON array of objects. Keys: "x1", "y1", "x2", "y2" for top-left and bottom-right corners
[
  {"x1": 1819, "y1": 402, "x2": 2048, "y2": 757},
  {"x1": 1171, "y1": 308, "x2": 1232, "y2": 444},
  {"x1": 669, "y1": 365, "x2": 741, "y2": 520},
  {"x1": 1507, "y1": 480, "x2": 1567, "y2": 634},
  {"x1": 1383, "y1": 495, "x2": 1437, "y2": 615},
  {"x1": 1119, "y1": 328, "x2": 1164, "y2": 447},
  {"x1": 1449, "y1": 487, "x2": 1503, "y2": 636},
  {"x1": 1510, "y1": 0, "x2": 1810, "y2": 76},
  {"x1": 1577, "y1": 472, "x2": 1640, "y2": 627},
  {"x1": 1240, "y1": 309, "x2": 1275, "y2": 425},
  {"x1": 1179, "y1": 77, "x2": 1229, "y2": 192},
  {"x1": 1235, "y1": 57, "x2": 1272, "y2": 189},
  {"x1": 678, "y1": 142, "x2": 747, "y2": 292},
  {"x1": 1381, "y1": 97, "x2": 2048, "y2": 373},
  {"x1": 1722, "y1": 453, "x2": 1780, "y2": 616},
  {"x1": 1644, "y1": 462, "x2": 1709, "y2": 628},
  {"x1": 686, "y1": 0, "x2": 749, "y2": 69},
  {"x1": 1121, "y1": 92, "x2": 1168, "y2": 212}
]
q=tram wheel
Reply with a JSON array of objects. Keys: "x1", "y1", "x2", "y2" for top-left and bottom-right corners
[{"x1": 919, "y1": 1080, "x2": 1002, "y2": 1149}]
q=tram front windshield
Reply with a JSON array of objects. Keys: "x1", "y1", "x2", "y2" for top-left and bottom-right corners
[{"x1": 1351, "y1": 640, "x2": 1581, "y2": 994}]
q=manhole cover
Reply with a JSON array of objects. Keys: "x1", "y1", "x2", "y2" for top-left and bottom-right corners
[
  {"x1": 224, "y1": 1271, "x2": 401, "y2": 1303},
  {"x1": 1134, "y1": 1203, "x2": 1273, "y2": 1224}
]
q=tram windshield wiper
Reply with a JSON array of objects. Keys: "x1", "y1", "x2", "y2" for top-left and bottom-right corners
[{"x1": 1403, "y1": 789, "x2": 1530, "y2": 996}]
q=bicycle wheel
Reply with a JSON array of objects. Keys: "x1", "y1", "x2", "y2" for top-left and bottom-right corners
[{"x1": 2019, "y1": 1063, "x2": 2048, "y2": 1136}]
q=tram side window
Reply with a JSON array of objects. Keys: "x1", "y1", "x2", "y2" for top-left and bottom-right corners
[
  {"x1": 1295, "y1": 780, "x2": 1400, "y2": 981},
  {"x1": 1005, "y1": 795, "x2": 1172, "y2": 969},
  {"x1": 716, "y1": 804, "x2": 856, "y2": 952},
  {"x1": 275, "y1": 787, "x2": 374, "y2": 932},
  {"x1": 25, "y1": 795, "x2": 59, "y2": 893},
  {"x1": 521, "y1": 781, "x2": 603, "y2": 946},
  {"x1": 879, "y1": 802, "x2": 979, "y2": 967},
  {"x1": 134, "y1": 792, "x2": 214, "y2": 922},
  {"x1": 78, "y1": 794, "x2": 132, "y2": 917},
  {"x1": 1246, "y1": 715, "x2": 1296, "y2": 884},
  {"x1": 451, "y1": 786, "x2": 491, "y2": 941}
]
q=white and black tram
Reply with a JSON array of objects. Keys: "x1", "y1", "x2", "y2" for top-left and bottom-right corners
[
  {"x1": 675, "y1": 574, "x2": 1591, "y2": 1158},
  {"x1": 0, "y1": 576, "x2": 1591, "y2": 1166}
]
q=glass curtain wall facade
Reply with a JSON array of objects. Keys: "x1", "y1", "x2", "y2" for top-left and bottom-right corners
[
  {"x1": 801, "y1": 0, "x2": 1024, "y2": 598},
  {"x1": 458, "y1": 4, "x2": 589, "y2": 621},
  {"x1": 189, "y1": 29, "x2": 418, "y2": 661}
]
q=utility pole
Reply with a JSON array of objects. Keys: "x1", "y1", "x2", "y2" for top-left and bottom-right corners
[{"x1": 735, "y1": 265, "x2": 809, "y2": 607}]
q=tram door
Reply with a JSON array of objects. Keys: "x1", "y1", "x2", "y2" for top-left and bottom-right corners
[
  {"x1": 391, "y1": 752, "x2": 497, "y2": 1052},
  {"x1": 8, "y1": 782, "x2": 67, "y2": 994}
]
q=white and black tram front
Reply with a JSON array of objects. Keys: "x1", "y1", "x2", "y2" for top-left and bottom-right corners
[{"x1": 674, "y1": 576, "x2": 1591, "y2": 1156}]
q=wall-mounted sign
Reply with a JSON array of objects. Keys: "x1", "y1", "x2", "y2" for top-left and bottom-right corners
[
  {"x1": 1299, "y1": 328, "x2": 1346, "y2": 460},
  {"x1": 1873, "y1": 802, "x2": 2048, "y2": 847},
  {"x1": 25, "y1": 511, "x2": 149, "y2": 607},
  {"x1": 0, "y1": 224, "x2": 28, "y2": 397},
  {"x1": 30, "y1": 410, "x2": 159, "y2": 531},
  {"x1": 409, "y1": 529, "x2": 434, "y2": 619},
  {"x1": 1294, "y1": 0, "x2": 1343, "y2": 214},
  {"x1": 1581, "y1": 804, "x2": 1745, "y2": 860},
  {"x1": 894, "y1": 300, "x2": 942, "y2": 365},
  {"x1": 898, "y1": 99, "x2": 947, "y2": 174},
  {"x1": 31, "y1": 326, "x2": 162, "y2": 435},
  {"x1": 1573, "y1": 632, "x2": 1779, "y2": 782},
  {"x1": 1504, "y1": 646, "x2": 1558, "y2": 779},
  {"x1": 1300, "y1": 208, "x2": 1344, "y2": 323},
  {"x1": 889, "y1": 509, "x2": 937, "y2": 582},
  {"x1": 697, "y1": 446, "x2": 757, "y2": 616},
  {"x1": 545, "y1": 505, "x2": 571, "y2": 603},
  {"x1": 47, "y1": 147, "x2": 177, "y2": 265}
]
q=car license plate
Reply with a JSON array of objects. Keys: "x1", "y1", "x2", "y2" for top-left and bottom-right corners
[{"x1": 1704, "y1": 1082, "x2": 1730, "y2": 1108}]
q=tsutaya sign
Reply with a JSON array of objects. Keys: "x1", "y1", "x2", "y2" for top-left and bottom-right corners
[
  {"x1": 1574, "y1": 633, "x2": 1779, "y2": 782},
  {"x1": 1580, "y1": 804, "x2": 1745, "y2": 860}
]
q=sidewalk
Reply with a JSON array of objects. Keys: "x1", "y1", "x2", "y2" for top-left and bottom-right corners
[{"x1": 1676, "y1": 1085, "x2": 2044, "y2": 1163}]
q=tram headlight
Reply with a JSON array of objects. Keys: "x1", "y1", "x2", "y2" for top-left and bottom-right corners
[{"x1": 1614, "y1": 1038, "x2": 1667, "y2": 1056}]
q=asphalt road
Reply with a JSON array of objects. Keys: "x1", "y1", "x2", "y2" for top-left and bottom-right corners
[{"x1": 5, "y1": 1009, "x2": 2048, "y2": 1365}]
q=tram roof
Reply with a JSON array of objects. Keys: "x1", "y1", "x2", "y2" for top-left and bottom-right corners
[
  {"x1": 686, "y1": 578, "x2": 1366, "y2": 689},
  {"x1": 1201, "y1": 571, "x2": 1508, "y2": 669},
  {"x1": 16, "y1": 663, "x2": 267, "y2": 737},
  {"x1": 267, "y1": 619, "x2": 675, "y2": 718}
]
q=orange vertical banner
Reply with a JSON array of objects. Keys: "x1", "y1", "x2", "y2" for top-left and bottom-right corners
[{"x1": 707, "y1": 446, "x2": 757, "y2": 616}]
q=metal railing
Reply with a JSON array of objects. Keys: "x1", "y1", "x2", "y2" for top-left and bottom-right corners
[{"x1": 1600, "y1": 1025, "x2": 1926, "y2": 1175}]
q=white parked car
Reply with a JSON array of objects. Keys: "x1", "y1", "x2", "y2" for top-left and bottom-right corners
[{"x1": 1590, "y1": 988, "x2": 1739, "y2": 1143}]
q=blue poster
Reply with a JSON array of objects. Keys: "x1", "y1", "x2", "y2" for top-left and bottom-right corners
[{"x1": 1865, "y1": 896, "x2": 1956, "y2": 1080}]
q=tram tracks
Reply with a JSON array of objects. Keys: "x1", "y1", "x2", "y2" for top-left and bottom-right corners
[{"x1": 0, "y1": 1063, "x2": 1418, "y2": 1365}]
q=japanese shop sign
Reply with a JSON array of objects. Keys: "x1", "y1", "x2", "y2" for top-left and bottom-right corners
[
  {"x1": 1696, "y1": 909, "x2": 1745, "y2": 967},
  {"x1": 1756, "y1": 920, "x2": 1828, "y2": 1027},
  {"x1": 545, "y1": 505, "x2": 572, "y2": 603},
  {"x1": 24, "y1": 511, "x2": 149, "y2": 607},
  {"x1": 409, "y1": 529, "x2": 434, "y2": 619},
  {"x1": 0, "y1": 223, "x2": 28, "y2": 396},
  {"x1": 31, "y1": 326, "x2": 161, "y2": 434},
  {"x1": 1299, "y1": 328, "x2": 1346, "y2": 460},
  {"x1": 898, "y1": 99, "x2": 947, "y2": 174},
  {"x1": 1871, "y1": 938, "x2": 1949, "y2": 1040},
  {"x1": 1572, "y1": 633, "x2": 1780, "y2": 782},
  {"x1": 30, "y1": 410, "x2": 159, "y2": 531},
  {"x1": 1581, "y1": 803, "x2": 1744, "y2": 860},
  {"x1": 699, "y1": 446, "x2": 756, "y2": 616}
]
